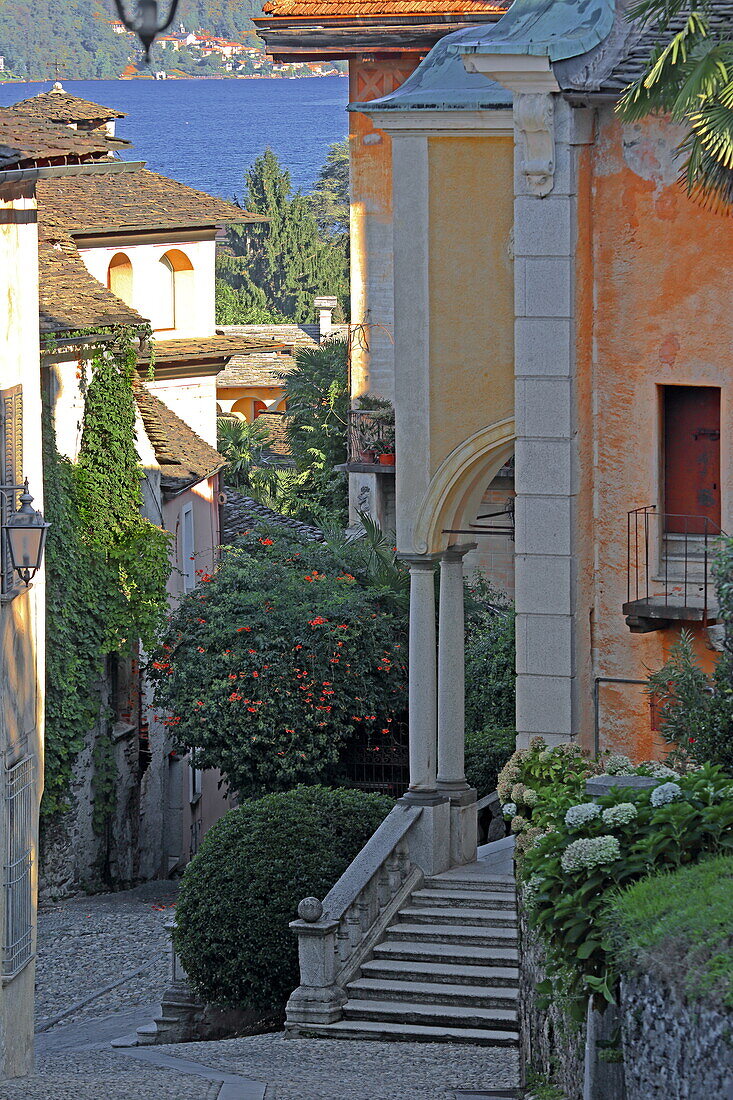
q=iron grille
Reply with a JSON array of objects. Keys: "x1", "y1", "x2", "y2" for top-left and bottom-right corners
[
  {"x1": 0, "y1": 387, "x2": 23, "y2": 597},
  {"x1": 343, "y1": 724, "x2": 409, "y2": 797},
  {"x1": 3, "y1": 756, "x2": 35, "y2": 982}
]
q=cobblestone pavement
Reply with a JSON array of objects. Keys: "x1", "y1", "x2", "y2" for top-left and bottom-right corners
[
  {"x1": 8, "y1": 883, "x2": 520, "y2": 1100},
  {"x1": 172, "y1": 1033, "x2": 520, "y2": 1100},
  {"x1": 35, "y1": 880, "x2": 178, "y2": 1028}
]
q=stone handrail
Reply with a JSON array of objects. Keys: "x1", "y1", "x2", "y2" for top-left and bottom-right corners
[{"x1": 285, "y1": 802, "x2": 425, "y2": 1031}]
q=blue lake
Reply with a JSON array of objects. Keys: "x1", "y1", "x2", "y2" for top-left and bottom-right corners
[{"x1": 0, "y1": 76, "x2": 350, "y2": 198}]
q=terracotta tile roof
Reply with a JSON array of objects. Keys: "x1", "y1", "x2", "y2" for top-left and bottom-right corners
[
  {"x1": 222, "y1": 487, "x2": 323, "y2": 543},
  {"x1": 36, "y1": 168, "x2": 265, "y2": 235},
  {"x1": 217, "y1": 351, "x2": 295, "y2": 388},
  {"x1": 9, "y1": 86, "x2": 126, "y2": 125},
  {"x1": 134, "y1": 381, "x2": 225, "y2": 495},
  {"x1": 0, "y1": 109, "x2": 112, "y2": 169},
  {"x1": 38, "y1": 232, "x2": 147, "y2": 336},
  {"x1": 262, "y1": 0, "x2": 507, "y2": 15}
]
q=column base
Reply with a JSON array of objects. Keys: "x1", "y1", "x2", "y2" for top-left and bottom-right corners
[
  {"x1": 437, "y1": 782, "x2": 476, "y2": 806},
  {"x1": 399, "y1": 789, "x2": 448, "y2": 807}
]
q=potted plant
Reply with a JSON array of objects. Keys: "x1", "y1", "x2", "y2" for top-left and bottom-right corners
[{"x1": 355, "y1": 396, "x2": 395, "y2": 466}]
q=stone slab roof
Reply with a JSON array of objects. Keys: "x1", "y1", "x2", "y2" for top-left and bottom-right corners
[
  {"x1": 222, "y1": 486, "x2": 323, "y2": 543},
  {"x1": 9, "y1": 85, "x2": 126, "y2": 125},
  {"x1": 255, "y1": 412, "x2": 292, "y2": 456},
  {"x1": 143, "y1": 335, "x2": 288, "y2": 367},
  {"x1": 218, "y1": 322, "x2": 350, "y2": 344},
  {"x1": 217, "y1": 352, "x2": 295, "y2": 388},
  {"x1": 262, "y1": 0, "x2": 506, "y2": 15},
  {"x1": 36, "y1": 168, "x2": 264, "y2": 235},
  {"x1": 134, "y1": 381, "x2": 225, "y2": 496},
  {"x1": 0, "y1": 109, "x2": 111, "y2": 168},
  {"x1": 38, "y1": 232, "x2": 147, "y2": 336}
]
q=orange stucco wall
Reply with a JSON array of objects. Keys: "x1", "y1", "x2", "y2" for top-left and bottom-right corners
[
  {"x1": 349, "y1": 57, "x2": 421, "y2": 400},
  {"x1": 577, "y1": 108, "x2": 729, "y2": 758},
  {"x1": 427, "y1": 135, "x2": 515, "y2": 472}
]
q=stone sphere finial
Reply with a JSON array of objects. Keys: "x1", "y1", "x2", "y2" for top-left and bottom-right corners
[{"x1": 298, "y1": 897, "x2": 323, "y2": 922}]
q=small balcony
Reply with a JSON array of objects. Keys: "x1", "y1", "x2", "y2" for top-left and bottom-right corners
[
  {"x1": 344, "y1": 409, "x2": 395, "y2": 474},
  {"x1": 623, "y1": 506, "x2": 726, "y2": 633}
]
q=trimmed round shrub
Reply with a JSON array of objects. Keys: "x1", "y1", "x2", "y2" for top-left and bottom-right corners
[
  {"x1": 173, "y1": 786, "x2": 392, "y2": 1013},
  {"x1": 464, "y1": 727, "x2": 516, "y2": 798}
]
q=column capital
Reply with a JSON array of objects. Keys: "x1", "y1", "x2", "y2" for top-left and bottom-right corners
[
  {"x1": 441, "y1": 542, "x2": 478, "y2": 563},
  {"x1": 399, "y1": 552, "x2": 441, "y2": 568}
]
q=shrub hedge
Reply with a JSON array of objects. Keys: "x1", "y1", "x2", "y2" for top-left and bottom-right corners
[
  {"x1": 173, "y1": 786, "x2": 393, "y2": 1013},
  {"x1": 464, "y1": 727, "x2": 516, "y2": 798}
]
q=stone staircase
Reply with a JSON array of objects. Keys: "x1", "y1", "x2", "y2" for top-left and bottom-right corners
[{"x1": 300, "y1": 865, "x2": 519, "y2": 1045}]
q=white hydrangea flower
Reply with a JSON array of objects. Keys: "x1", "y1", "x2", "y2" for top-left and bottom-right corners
[
  {"x1": 561, "y1": 835, "x2": 620, "y2": 873},
  {"x1": 603, "y1": 753, "x2": 634, "y2": 775},
  {"x1": 601, "y1": 802, "x2": 638, "y2": 827},
  {"x1": 502, "y1": 802, "x2": 517, "y2": 819},
  {"x1": 564, "y1": 802, "x2": 602, "y2": 829},
  {"x1": 511, "y1": 782, "x2": 528, "y2": 804},
  {"x1": 510, "y1": 815, "x2": 527, "y2": 834},
  {"x1": 523, "y1": 787, "x2": 539, "y2": 808},
  {"x1": 642, "y1": 761, "x2": 680, "y2": 780},
  {"x1": 522, "y1": 874, "x2": 545, "y2": 910},
  {"x1": 650, "y1": 782, "x2": 683, "y2": 807},
  {"x1": 538, "y1": 749, "x2": 553, "y2": 764}
]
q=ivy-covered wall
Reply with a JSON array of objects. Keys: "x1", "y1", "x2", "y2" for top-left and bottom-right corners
[{"x1": 40, "y1": 330, "x2": 172, "y2": 892}]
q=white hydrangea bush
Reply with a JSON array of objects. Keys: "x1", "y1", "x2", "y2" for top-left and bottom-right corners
[
  {"x1": 650, "y1": 781, "x2": 683, "y2": 807},
  {"x1": 502, "y1": 802, "x2": 517, "y2": 819},
  {"x1": 560, "y1": 835, "x2": 621, "y2": 873},
  {"x1": 564, "y1": 802, "x2": 602, "y2": 829},
  {"x1": 601, "y1": 802, "x2": 637, "y2": 827}
]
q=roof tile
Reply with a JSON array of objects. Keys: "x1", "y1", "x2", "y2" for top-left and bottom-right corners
[
  {"x1": 0, "y1": 108, "x2": 112, "y2": 168},
  {"x1": 134, "y1": 381, "x2": 225, "y2": 495},
  {"x1": 262, "y1": 0, "x2": 506, "y2": 14},
  {"x1": 9, "y1": 86, "x2": 126, "y2": 125}
]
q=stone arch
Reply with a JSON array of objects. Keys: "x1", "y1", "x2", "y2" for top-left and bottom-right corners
[{"x1": 411, "y1": 417, "x2": 515, "y2": 554}]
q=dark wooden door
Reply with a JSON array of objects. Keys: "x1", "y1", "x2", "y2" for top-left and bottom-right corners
[{"x1": 664, "y1": 386, "x2": 721, "y2": 534}]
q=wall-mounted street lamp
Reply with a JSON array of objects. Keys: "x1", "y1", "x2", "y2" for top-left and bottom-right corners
[
  {"x1": 2, "y1": 481, "x2": 50, "y2": 587},
  {"x1": 112, "y1": 0, "x2": 181, "y2": 63}
]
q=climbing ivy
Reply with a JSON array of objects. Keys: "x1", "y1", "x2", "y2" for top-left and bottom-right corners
[{"x1": 42, "y1": 328, "x2": 172, "y2": 821}]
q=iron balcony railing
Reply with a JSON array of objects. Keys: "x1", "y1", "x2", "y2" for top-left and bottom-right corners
[{"x1": 627, "y1": 505, "x2": 727, "y2": 623}]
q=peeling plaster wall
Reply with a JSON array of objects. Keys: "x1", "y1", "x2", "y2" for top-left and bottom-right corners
[{"x1": 577, "y1": 108, "x2": 730, "y2": 758}]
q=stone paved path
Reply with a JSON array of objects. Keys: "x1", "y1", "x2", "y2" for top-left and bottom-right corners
[{"x1": 1, "y1": 881, "x2": 520, "y2": 1099}]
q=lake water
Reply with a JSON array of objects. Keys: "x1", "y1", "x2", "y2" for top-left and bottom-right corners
[{"x1": 0, "y1": 77, "x2": 350, "y2": 198}]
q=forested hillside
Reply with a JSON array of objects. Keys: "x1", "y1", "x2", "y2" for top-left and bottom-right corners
[{"x1": 0, "y1": 0, "x2": 264, "y2": 80}]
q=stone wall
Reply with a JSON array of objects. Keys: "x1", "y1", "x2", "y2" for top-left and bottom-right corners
[
  {"x1": 620, "y1": 973, "x2": 733, "y2": 1100},
  {"x1": 518, "y1": 902, "x2": 585, "y2": 1100}
]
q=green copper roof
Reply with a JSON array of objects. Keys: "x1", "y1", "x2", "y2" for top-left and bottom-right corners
[
  {"x1": 350, "y1": 40, "x2": 512, "y2": 112},
  {"x1": 454, "y1": 0, "x2": 617, "y2": 63}
]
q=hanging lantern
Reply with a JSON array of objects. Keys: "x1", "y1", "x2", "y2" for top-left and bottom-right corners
[
  {"x1": 3, "y1": 481, "x2": 50, "y2": 586},
  {"x1": 112, "y1": 0, "x2": 181, "y2": 63}
]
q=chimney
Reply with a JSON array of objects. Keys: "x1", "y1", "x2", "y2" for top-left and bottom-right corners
[{"x1": 314, "y1": 296, "x2": 338, "y2": 343}]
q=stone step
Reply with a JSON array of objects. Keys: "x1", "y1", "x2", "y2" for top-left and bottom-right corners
[
  {"x1": 411, "y1": 887, "x2": 516, "y2": 910},
  {"x1": 293, "y1": 1019, "x2": 520, "y2": 1046},
  {"x1": 361, "y1": 958, "x2": 519, "y2": 987},
  {"x1": 373, "y1": 940, "x2": 519, "y2": 967},
  {"x1": 398, "y1": 906, "x2": 518, "y2": 929},
  {"x1": 425, "y1": 874, "x2": 515, "y2": 893},
  {"x1": 345, "y1": 977, "x2": 519, "y2": 1009},
  {"x1": 343, "y1": 997, "x2": 519, "y2": 1032},
  {"x1": 387, "y1": 923, "x2": 518, "y2": 948}
]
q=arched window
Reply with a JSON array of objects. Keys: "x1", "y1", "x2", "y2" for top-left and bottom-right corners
[
  {"x1": 157, "y1": 249, "x2": 195, "y2": 332},
  {"x1": 107, "y1": 252, "x2": 133, "y2": 306}
]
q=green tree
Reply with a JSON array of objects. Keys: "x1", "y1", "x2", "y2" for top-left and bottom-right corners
[
  {"x1": 217, "y1": 416, "x2": 280, "y2": 500},
  {"x1": 310, "y1": 138, "x2": 350, "y2": 245},
  {"x1": 218, "y1": 149, "x2": 349, "y2": 324},
  {"x1": 618, "y1": 1, "x2": 733, "y2": 209},
  {"x1": 282, "y1": 338, "x2": 349, "y2": 525}
]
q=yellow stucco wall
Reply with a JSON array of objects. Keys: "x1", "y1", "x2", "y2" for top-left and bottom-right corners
[{"x1": 427, "y1": 135, "x2": 514, "y2": 475}]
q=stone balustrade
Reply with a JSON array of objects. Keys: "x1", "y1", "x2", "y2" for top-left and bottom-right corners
[{"x1": 285, "y1": 802, "x2": 425, "y2": 1031}]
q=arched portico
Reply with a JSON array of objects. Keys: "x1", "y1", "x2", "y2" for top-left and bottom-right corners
[{"x1": 401, "y1": 417, "x2": 516, "y2": 866}]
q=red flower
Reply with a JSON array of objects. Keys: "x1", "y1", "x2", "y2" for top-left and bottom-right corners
[
  {"x1": 252, "y1": 671, "x2": 259, "y2": 678},
  {"x1": 229, "y1": 692, "x2": 242, "y2": 701},
  {"x1": 308, "y1": 616, "x2": 328, "y2": 626},
  {"x1": 259, "y1": 538, "x2": 274, "y2": 546}
]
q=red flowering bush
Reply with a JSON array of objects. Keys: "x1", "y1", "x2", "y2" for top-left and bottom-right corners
[{"x1": 149, "y1": 526, "x2": 408, "y2": 797}]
